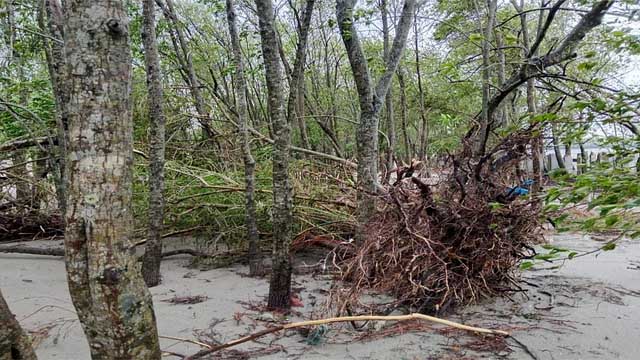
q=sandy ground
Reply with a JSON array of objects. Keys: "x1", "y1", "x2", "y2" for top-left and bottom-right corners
[{"x1": 1, "y1": 233, "x2": 639, "y2": 359}]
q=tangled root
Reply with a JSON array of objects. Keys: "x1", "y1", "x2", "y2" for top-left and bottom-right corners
[{"x1": 333, "y1": 127, "x2": 543, "y2": 314}]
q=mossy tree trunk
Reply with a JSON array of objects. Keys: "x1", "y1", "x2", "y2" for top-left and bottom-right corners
[{"x1": 61, "y1": 0, "x2": 161, "y2": 357}]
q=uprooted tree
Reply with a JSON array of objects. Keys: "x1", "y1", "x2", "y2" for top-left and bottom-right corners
[{"x1": 331, "y1": 0, "x2": 616, "y2": 314}]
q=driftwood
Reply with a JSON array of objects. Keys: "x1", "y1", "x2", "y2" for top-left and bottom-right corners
[{"x1": 183, "y1": 313, "x2": 509, "y2": 359}]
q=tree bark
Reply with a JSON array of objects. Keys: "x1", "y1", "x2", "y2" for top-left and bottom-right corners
[
  {"x1": 472, "y1": 0, "x2": 497, "y2": 157},
  {"x1": 381, "y1": 0, "x2": 396, "y2": 181},
  {"x1": 227, "y1": 0, "x2": 263, "y2": 277},
  {"x1": 254, "y1": 0, "x2": 294, "y2": 309},
  {"x1": 552, "y1": 123, "x2": 565, "y2": 169},
  {"x1": 336, "y1": 0, "x2": 416, "y2": 240},
  {"x1": 286, "y1": 0, "x2": 315, "y2": 151},
  {"x1": 0, "y1": 289, "x2": 37, "y2": 360},
  {"x1": 396, "y1": 68, "x2": 411, "y2": 163},
  {"x1": 513, "y1": 0, "x2": 542, "y2": 192},
  {"x1": 414, "y1": 10, "x2": 428, "y2": 161},
  {"x1": 62, "y1": 0, "x2": 161, "y2": 357},
  {"x1": 141, "y1": 0, "x2": 167, "y2": 287},
  {"x1": 40, "y1": 0, "x2": 68, "y2": 217}
]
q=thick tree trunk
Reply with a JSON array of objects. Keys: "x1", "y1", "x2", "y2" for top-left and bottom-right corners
[
  {"x1": 0, "y1": 289, "x2": 37, "y2": 360},
  {"x1": 227, "y1": 0, "x2": 263, "y2": 277},
  {"x1": 336, "y1": 0, "x2": 416, "y2": 240},
  {"x1": 62, "y1": 0, "x2": 161, "y2": 357},
  {"x1": 141, "y1": 0, "x2": 167, "y2": 287},
  {"x1": 255, "y1": 0, "x2": 294, "y2": 309}
]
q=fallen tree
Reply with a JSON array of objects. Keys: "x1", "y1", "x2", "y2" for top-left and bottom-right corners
[{"x1": 332, "y1": 126, "x2": 543, "y2": 314}]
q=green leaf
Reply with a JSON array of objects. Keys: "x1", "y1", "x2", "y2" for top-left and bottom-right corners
[
  {"x1": 604, "y1": 214, "x2": 620, "y2": 227},
  {"x1": 568, "y1": 252, "x2": 578, "y2": 259},
  {"x1": 601, "y1": 242, "x2": 616, "y2": 251},
  {"x1": 534, "y1": 253, "x2": 558, "y2": 261},
  {"x1": 469, "y1": 33, "x2": 483, "y2": 42},
  {"x1": 520, "y1": 261, "x2": 534, "y2": 270}
]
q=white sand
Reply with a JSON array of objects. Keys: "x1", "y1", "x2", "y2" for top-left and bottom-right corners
[{"x1": 1, "y1": 233, "x2": 639, "y2": 359}]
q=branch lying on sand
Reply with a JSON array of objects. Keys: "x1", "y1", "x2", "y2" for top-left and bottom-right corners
[
  {"x1": 183, "y1": 313, "x2": 509, "y2": 359},
  {"x1": 0, "y1": 246, "x2": 217, "y2": 259}
]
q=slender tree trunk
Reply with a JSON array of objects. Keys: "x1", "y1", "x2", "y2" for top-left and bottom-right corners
[
  {"x1": 255, "y1": 0, "x2": 294, "y2": 309},
  {"x1": 514, "y1": 0, "x2": 542, "y2": 192},
  {"x1": 336, "y1": 0, "x2": 416, "y2": 241},
  {"x1": 552, "y1": 123, "x2": 565, "y2": 169},
  {"x1": 495, "y1": 32, "x2": 508, "y2": 128},
  {"x1": 0, "y1": 289, "x2": 37, "y2": 360},
  {"x1": 62, "y1": 0, "x2": 161, "y2": 357},
  {"x1": 40, "y1": 0, "x2": 68, "y2": 216},
  {"x1": 414, "y1": 11, "x2": 428, "y2": 161},
  {"x1": 397, "y1": 68, "x2": 411, "y2": 163},
  {"x1": 473, "y1": 0, "x2": 497, "y2": 157},
  {"x1": 381, "y1": 0, "x2": 395, "y2": 181},
  {"x1": 286, "y1": 0, "x2": 316, "y2": 152},
  {"x1": 227, "y1": 0, "x2": 263, "y2": 277},
  {"x1": 141, "y1": 0, "x2": 167, "y2": 287}
]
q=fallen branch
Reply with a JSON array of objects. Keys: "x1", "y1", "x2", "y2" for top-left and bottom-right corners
[
  {"x1": 184, "y1": 313, "x2": 509, "y2": 359},
  {"x1": 0, "y1": 246, "x2": 220, "y2": 259}
]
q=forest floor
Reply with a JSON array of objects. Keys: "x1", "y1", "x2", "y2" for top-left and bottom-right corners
[{"x1": 1, "y1": 233, "x2": 639, "y2": 359}]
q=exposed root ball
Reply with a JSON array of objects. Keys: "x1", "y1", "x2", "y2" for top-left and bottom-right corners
[{"x1": 334, "y1": 128, "x2": 543, "y2": 314}]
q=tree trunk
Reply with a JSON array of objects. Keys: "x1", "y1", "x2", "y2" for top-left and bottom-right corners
[
  {"x1": 552, "y1": 123, "x2": 565, "y2": 169},
  {"x1": 0, "y1": 289, "x2": 37, "y2": 360},
  {"x1": 336, "y1": 0, "x2": 416, "y2": 241},
  {"x1": 227, "y1": 0, "x2": 263, "y2": 277},
  {"x1": 472, "y1": 0, "x2": 497, "y2": 157},
  {"x1": 62, "y1": 0, "x2": 161, "y2": 357},
  {"x1": 495, "y1": 31, "x2": 509, "y2": 128},
  {"x1": 141, "y1": 0, "x2": 167, "y2": 287},
  {"x1": 286, "y1": 0, "x2": 315, "y2": 152},
  {"x1": 514, "y1": 0, "x2": 542, "y2": 192},
  {"x1": 397, "y1": 68, "x2": 411, "y2": 163},
  {"x1": 254, "y1": 0, "x2": 294, "y2": 309},
  {"x1": 382, "y1": 0, "x2": 395, "y2": 181},
  {"x1": 414, "y1": 10, "x2": 428, "y2": 161},
  {"x1": 40, "y1": 0, "x2": 68, "y2": 216}
]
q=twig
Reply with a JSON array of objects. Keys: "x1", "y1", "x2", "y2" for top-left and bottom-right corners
[
  {"x1": 159, "y1": 335, "x2": 213, "y2": 349},
  {"x1": 184, "y1": 313, "x2": 509, "y2": 359}
]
